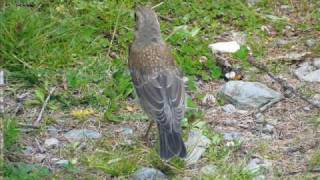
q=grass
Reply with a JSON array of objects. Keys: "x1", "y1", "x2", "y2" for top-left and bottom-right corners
[{"x1": 1, "y1": 0, "x2": 320, "y2": 179}]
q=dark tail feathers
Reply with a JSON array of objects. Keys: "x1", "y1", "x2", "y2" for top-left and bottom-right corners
[{"x1": 159, "y1": 127, "x2": 187, "y2": 159}]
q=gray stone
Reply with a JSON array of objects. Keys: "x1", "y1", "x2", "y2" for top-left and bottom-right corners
[
  {"x1": 223, "y1": 119, "x2": 238, "y2": 126},
  {"x1": 224, "y1": 132, "x2": 241, "y2": 141},
  {"x1": 312, "y1": 94, "x2": 320, "y2": 106},
  {"x1": 254, "y1": 113, "x2": 265, "y2": 124},
  {"x1": 120, "y1": 127, "x2": 134, "y2": 136},
  {"x1": 219, "y1": 81, "x2": 283, "y2": 110},
  {"x1": 185, "y1": 131, "x2": 211, "y2": 165},
  {"x1": 64, "y1": 129, "x2": 102, "y2": 141},
  {"x1": 313, "y1": 58, "x2": 320, "y2": 68},
  {"x1": 202, "y1": 94, "x2": 216, "y2": 106},
  {"x1": 55, "y1": 160, "x2": 70, "y2": 167},
  {"x1": 23, "y1": 146, "x2": 33, "y2": 155},
  {"x1": 200, "y1": 164, "x2": 217, "y2": 176},
  {"x1": 44, "y1": 138, "x2": 59, "y2": 148},
  {"x1": 305, "y1": 39, "x2": 317, "y2": 48},
  {"x1": 132, "y1": 167, "x2": 167, "y2": 180},
  {"x1": 294, "y1": 62, "x2": 320, "y2": 82},
  {"x1": 47, "y1": 126, "x2": 58, "y2": 137},
  {"x1": 275, "y1": 39, "x2": 289, "y2": 47},
  {"x1": 222, "y1": 104, "x2": 237, "y2": 114},
  {"x1": 232, "y1": 31, "x2": 247, "y2": 45},
  {"x1": 246, "y1": 158, "x2": 272, "y2": 173},
  {"x1": 285, "y1": 52, "x2": 309, "y2": 61},
  {"x1": 262, "y1": 124, "x2": 274, "y2": 134}
]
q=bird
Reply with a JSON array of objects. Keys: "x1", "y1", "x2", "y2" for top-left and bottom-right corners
[{"x1": 128, "y1": 6, "x2": 187, "y2": 159}]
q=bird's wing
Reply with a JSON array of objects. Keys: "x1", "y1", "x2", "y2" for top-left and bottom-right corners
[{"x1": 130, "y1": 68, "x2": 185, "y2": 133}]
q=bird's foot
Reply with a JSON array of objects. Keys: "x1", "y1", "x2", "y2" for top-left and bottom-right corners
[{"x1": 142, "y1": 134, "x2": 152, "y2": 147}]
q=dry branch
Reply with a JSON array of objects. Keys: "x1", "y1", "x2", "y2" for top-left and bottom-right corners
[
  {"x1": 247, "y1": 53, "x2": 320, "y2": 110},
  {"x1": 33, "y1": 87, "x2": 56, "y2": 127}
]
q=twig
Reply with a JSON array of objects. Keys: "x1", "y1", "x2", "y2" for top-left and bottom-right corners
[
  {"x1": 33, "y1": 87, "x2": 56, "y2": 127},
  {"x1": 12, "y1": 54, "x2": 32, "y2": 69},
  {"x1": 35, "y1": 138, "x2": 45, "y2": 153},
  {"x1": 151, "y1": 2, "x2": 164, "y2": 9},
  {"x1": 258, "y1": 97, "x2": 283, "y2": 114},
  {"x1": 106, "y1": 5, "x2": 121, "y2": 58},
  {"x1": 18, "y1": 123, "x2": 40, "y2": 129},
  {"x1": 247, "y1": 51, "x2": 320, "y2": 109},
  {"x1": 159, "y1": 15, "x2": 173, "y2": 22}
]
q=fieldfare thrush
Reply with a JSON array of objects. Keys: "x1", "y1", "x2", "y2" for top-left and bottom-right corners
[{"x1": 128, "y1": 6, "x2": 187, "y2": 159}]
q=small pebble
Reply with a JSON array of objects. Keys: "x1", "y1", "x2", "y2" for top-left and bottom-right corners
[{"x1": 44, "y1": 138, "x2": 59, "y2": 148}]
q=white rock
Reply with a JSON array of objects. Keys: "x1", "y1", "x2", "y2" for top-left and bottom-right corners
[
  {"x1": 44, "y1": 138, "x2": 59, "y2": 148},
  {"x1": 294, "y1": 62, "x2": 320, "y2": 82},
  {"x1": 302, "y1": 69, "x2": 320, "y2": 82},
  {"x1": 202, "y1": 94, "x2": 216, "y2": 106},
  {"x1": 222, "y1": 104, "x2": 237, "y2": 114},
  {"x1": 185, "y1": 131, "x2": 211, "y2": 165},
  {"x1": 209, "y1": 41, "x2": 240, "y2": 53},
  {"x1": 313, "y1": 58, "x2": 320, "y2": 68},
  {"x1": 132, "y1": 167, "x2": 167, "y2": 180}
]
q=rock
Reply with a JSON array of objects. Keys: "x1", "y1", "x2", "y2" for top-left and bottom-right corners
[
  {"x1": 312, "y1": 94, "x2": 320, "y2": 106},
  {"x1": 222, "y1": 104, "x2": 236, "y2": 114},
  {"x1": 185, "y1": 131, "x2": 211, "y2": 165},
  {"x1": 219, "y1": 81, "x2": 283, "y2": 110},
  {"x1": 47, "y1": 126, "x2": 58, "y2": 137},
  {"x1": 246, "y1": 158, "x2": 272, "y2": 174},
  {"x1": 209, "y1": 41, "x2": 240, "y2": 53},
  {"x1": 232, "y1": 31, "x2": 246, "y2": 45},
  {"x1": 34, "y1": 153, "x2": 46, "y2": 162},
  {"x1": 202, "y1": 94, "x2": 216, "y2": 106},
  {"x1": 223, "y1": 119, "x2": 238, "y2": 126},
  {"x1": 119, "y1": 127, "x2": 133, "y2": 136},
  {"x1": 262, "y1": 124, "x2": 274, "y2": 134},
  {"x1": 285, "y1": 52, "x2": 309, "y2": 61},
  {"x1": 301, "y1": 70, "x2": 320, "y2": 82},
  {"x1": 254, "y1": 113, "x2": 265, "y2": 124},
  {"x1": 23, "y1": 146, "x2": 33, "y2": 155},
  {"x1": 313, "y1": 58, "x2": 320, "y2": 68},
  {"x1": 64, "y1": 129, "x2": 101, "y2": 141},
  {"x1": 200, "y1": 164, "x2": 217, "y2": 176},
  {"x1": 305, "y1": 39, "x2": 317, "y2": 48},
  {"x1": 223, "y1": 132, "x2": 241, "y2": 141},
  {"x1": 132, "y1": 167, "x2": 167, "y2": 180},
  {"x1": 199, "y1": 56, "x2": 208, "y2": 63},
  {"x1": 44, "y1": 138, "x2": 59, "y2": 148},
  {"x1": 294, "y1": 62, "x2": 320, "y2": 82},
  {"x1": 55, "y1": 160, "x2": 70, "y2": 167},
  {"x1": 119, "y1": 127, "x2": 134, "y2": 145},
  {"x1": 275, "y1": 39, "x2": 289, "y2": 47}
]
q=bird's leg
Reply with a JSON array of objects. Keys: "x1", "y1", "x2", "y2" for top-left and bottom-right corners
[{"x1": 143, "y1": 120, "x2": 154, "y2": 145}]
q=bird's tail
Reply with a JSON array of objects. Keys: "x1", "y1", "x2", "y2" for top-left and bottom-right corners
[{"x1": 159, "y1": 126, "x2": 187, "y2": 159}]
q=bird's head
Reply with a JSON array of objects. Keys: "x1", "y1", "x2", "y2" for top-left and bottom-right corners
[{"x1": 134, "y1": 6, "x2": 161, "y2": 43}]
